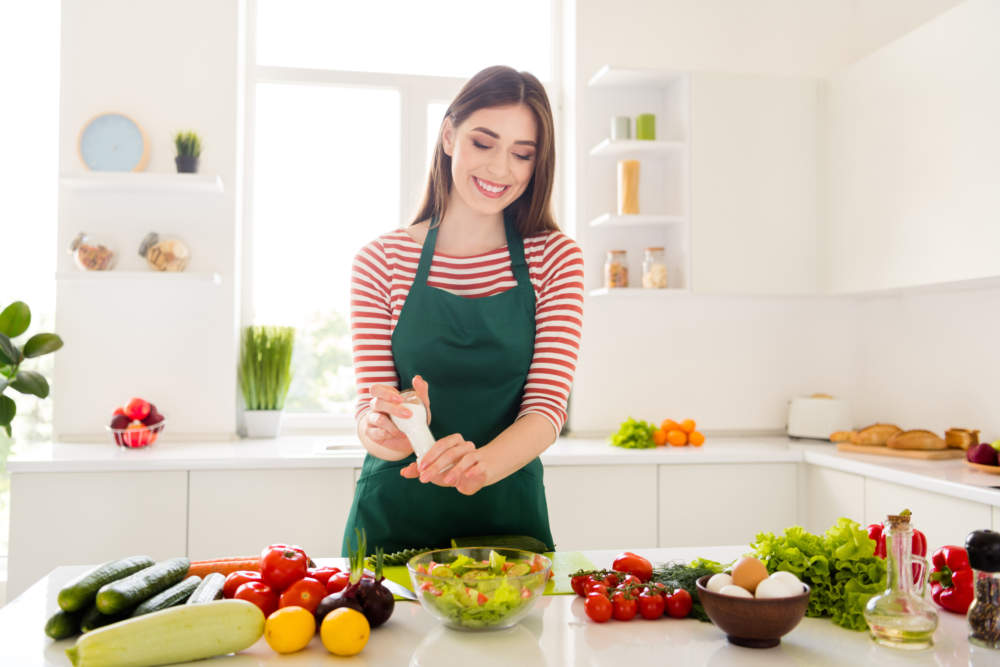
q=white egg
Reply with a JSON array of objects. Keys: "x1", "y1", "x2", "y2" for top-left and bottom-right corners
[
  {"x1": 768, "y1": 571, "x2": 804, "y2": 595},
  {"x1": 718, "y1": 584, "x2": 754, "y2": 599},
  {"x1": 755, "y1": 577, "x2": 796, "y2": 599},
  {"x1": 706, "y1": 573, "x2": 733, "y2": 594}
]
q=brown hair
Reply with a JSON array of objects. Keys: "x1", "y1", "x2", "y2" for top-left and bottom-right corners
[{"x1": 412, "y1": 66, "x2": 559, "y2": 237}]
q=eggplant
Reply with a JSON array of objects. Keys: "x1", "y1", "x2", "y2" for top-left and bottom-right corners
[{"x1": 966, "y1": 530, "x2": 1000, "y2": 572}]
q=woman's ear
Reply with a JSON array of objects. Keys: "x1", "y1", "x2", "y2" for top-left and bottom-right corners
[{"x1": 441, "y1": 117, "x2": 455, "y2": 156}]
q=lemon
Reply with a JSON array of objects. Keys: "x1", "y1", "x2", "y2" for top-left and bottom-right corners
[
  {"x1": 264, "y1": 606, "x2": 315, "y2": 654},
  {"x1": 320, "y1": 607, "x2": 370, "y2": 657}
]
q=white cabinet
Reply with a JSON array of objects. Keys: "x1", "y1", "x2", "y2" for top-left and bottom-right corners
[
  {"x1": 804, "y1": 466, "x2": 865, "y2": 534},
  {"x1": 7, "y1": 471, "x2": 187, "y2": 600},
  {"x1": 544, "y1": 465, "x2": 658, "y2": 551},
  {"x1": 864, "y1": 478, "x2": 991, "y2": 549},
  {"x1": 188, "y1": 469, "x2": 356, "y2": 559},
  {"x1": 658, "y1": 463, "x2": 797, "y2": 547}
]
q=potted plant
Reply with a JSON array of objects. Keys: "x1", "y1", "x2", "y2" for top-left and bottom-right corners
[
  {"x1": 239, "y1": 325, "x2": 295, "y2": 438},
  {"x1": 173, "y1": 130, "x2": 202, "y2": 173},
  {"x1": 0, "y1": 301, "x2": 63, "y2": 437}
]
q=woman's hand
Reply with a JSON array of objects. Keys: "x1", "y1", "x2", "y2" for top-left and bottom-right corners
[
  {"x1": 400, "y1": 432, "x2": 489, "y2": 495},
  {"x1": 360, "y1": 375, "x2": 431, "y2": 457}
]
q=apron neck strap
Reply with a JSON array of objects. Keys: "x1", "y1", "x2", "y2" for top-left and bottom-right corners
[{"x1": 414, "y1": 211, "x2": 530, "y2": 287}]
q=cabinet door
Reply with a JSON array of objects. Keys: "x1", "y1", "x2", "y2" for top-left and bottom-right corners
[
  {"x1": 804, "y1": 466, "x2": 865, "y2": 533},
  {"x1": 864, "y1": 478, "x2": 991, "y2": 549},
  {"x1": 659, "y1": 464, "x2": 797, "y2": 547},
  {"x1": 188, "y1": 469, "x2": 356, "y2": 559},
  {"x1": 7, "y1": 471, "x2": 187, "y2": 600},
  {"x1": 544, "y1": 465, "x2": 658, "y2": 550}
]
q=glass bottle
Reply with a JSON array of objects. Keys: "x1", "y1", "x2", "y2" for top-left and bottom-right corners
[
  {"x1": 642, "y1": 247, "x2": 667, "y2": 289},
  {"x1": 967, "y1": 529, "x2": 1000, "y2": 649},
  {"x1": 604, "y1": 250, "x2": 628, "y2": 288},
  {"x1": 864, "y1": 512, "x2": 938, "y2": 649}
]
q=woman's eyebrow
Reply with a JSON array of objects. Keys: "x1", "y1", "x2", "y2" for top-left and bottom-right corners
[{"x1": 471, "y1": 126, "x2": 537, "y2": 147}]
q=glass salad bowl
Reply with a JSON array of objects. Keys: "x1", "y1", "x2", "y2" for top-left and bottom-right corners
[{"x1": 406, "y1": 547, "x2": 552, "y2": 631}]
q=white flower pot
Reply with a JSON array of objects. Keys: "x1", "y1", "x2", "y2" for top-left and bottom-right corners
[{"x1": 243, "y1": 410, "x2": 283, "y2": 438}]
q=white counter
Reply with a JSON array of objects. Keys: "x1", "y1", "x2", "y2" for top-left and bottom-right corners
[{"x1": 2, "y1": 546, "x2": 992, "y2": 667}]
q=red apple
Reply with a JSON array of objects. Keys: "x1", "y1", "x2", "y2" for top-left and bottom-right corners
[
  {"x1": 124, "y1": 397, "x2": 151, "y2": 421},
  {"x1": 109, "y1": 414, "x2": 130, "y2": 430},
  {"x1": 113, "y1": 406, "x2": 127, "y2": 417}
]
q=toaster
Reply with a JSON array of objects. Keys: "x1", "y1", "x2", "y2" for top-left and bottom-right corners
[{"x1": 786, "y1": 395, "x2": 851, "y2": 440}]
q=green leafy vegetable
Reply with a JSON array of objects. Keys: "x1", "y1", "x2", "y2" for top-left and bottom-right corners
[
  {"x1": 751, "y1": 517, "x2": 885, "y2": 631},
  {"x1": 610, "y1": 417, "x2": 656, "y2": 449}
]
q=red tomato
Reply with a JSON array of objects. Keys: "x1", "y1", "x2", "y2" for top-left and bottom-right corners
[
  {"x1": 619, "y1": 574, "x2": 642, "y2": 588},
  {"x1": 611, "y1": 590, "x2": 638, "y2": 621},
  {"x1": 279, "y1": 577, "x2": 326, "y2": 613},
  {"x1": 666, "y1": 589, "x2": 693, "y2": 619},
  {"x1": 307, "y1": 567, "x2": 340, "y2": 587},
  {"x1": 223, "y1": 571, "x2": 262, "y2": 599},
  {"x1": 638, "y1": 590, "x2": 666, "y2": 619},
  {"x1": 585, "y1": 582, "x2": 609, "y2": 598},
  {"x1": 585, "y1": 593, "x2": 613, "y2": 623},
  {"x1": 612, "y1": 552, "x2": 653, "y2": 582},
  {"x1": 477, "y1": 591, "x2": 489, "y2": 605},
  {"x1": 234, "y1": 581, "x2": 279, "y2": 616},
  {"x1": 601, "y1": 572, "x2": 620, "y2": 588},
  {"x1": 266, "y1": 543, "x2": 308, "y2": 560},
  {"x1": 325, "y1": 572, "x2": 350, "y2": 594},
  {"x1": 260, "y1": 545, "x2": 308, "y2": 591},
  {"x1": 571, "y1": 574, "x2": 591, "y2": 597}
]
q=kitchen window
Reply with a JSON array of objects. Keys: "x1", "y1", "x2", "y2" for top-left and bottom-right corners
[{"x1": 245, "y1": 0, "x2": 559, "y2": 431}]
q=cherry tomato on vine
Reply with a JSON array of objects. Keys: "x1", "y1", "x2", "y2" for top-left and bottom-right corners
[
  {"x1": 585, "y1": 593, "x2": 613, "y2": 623},
  {"x1": 666, "y1": 588, "x2": 693, "y2": 618},
  {"x1": 571, "y1": 574, "x2": 591, "y2": 597},
  {"x1": 611, "y1": 590, "x2": 638, "y2": 621},
  {"x1": 586, "y1": 582, "x2": 609, "y2": 598},
  {"x1": 638, "y1": 590, "x2": 666, "y2": 619}
]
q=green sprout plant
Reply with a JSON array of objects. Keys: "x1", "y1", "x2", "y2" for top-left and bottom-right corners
[
  {"x1": 174, "y1": 130, "x2": 202, "y2": 158},
  {"x1": 239, "y1": 326, "x2": 295, "y2": 411},
  {"x1": 0, "y1": 301, "x2": 63, "y2": 437}
]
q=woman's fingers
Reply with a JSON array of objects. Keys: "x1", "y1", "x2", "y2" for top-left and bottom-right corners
[
  {"x1": 412, "y1": 375, "x2": 432, "y2": 424},
  {"x1": 418, "y1": 436, "x2": 475, "y2": 483},
  {"x1": 400, "y1": 462, "x2": 419, "y2": 478}
]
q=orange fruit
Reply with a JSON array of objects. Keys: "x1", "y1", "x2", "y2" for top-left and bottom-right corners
[
  {"x1": 689, "y1": 431, "x2": 705, "y2": 447},
  {"x1": 679, "y1": 419, "x2": 696, "y2": 434},
  {"x1": 653, "y1": 429, "x2": 668, "y2": 447},
  {"x1": 661, "y1": 419, "x2": 680, "y2": 432},
  {"x1": 667, "y1": 429, "x2": 687, "y2": 446}
]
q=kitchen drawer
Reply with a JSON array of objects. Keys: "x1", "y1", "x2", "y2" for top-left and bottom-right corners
[{"x1": 864, "y1": 478, "x2": 991, "y2": 549}]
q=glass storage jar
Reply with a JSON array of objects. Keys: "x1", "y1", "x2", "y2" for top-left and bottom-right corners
[
  {"x1": 69, "y1": 232, "x2": 116, "y2": 271},
  {"x1": 604, "y1": 250, "x2": 628, "y2": 288},
  {"x1": 642, "y1": 247, "x2": 667, "y2": 288},
  {"x1": 967, "y1": 529, "x2": 1000, "y2": 649}
]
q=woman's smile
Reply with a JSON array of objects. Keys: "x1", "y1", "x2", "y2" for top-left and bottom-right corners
[{"x1": 473, "y1": 176, "x2": 510, "y2": 198}]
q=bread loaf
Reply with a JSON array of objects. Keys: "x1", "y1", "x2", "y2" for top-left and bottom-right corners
[
  {"x1": 853, "y1": 423, "x2": 902, "y2": 447},
  {"x1": 886, "y1": 429, "x2": 946, "y2": 450},
  {"x1": 945, "y1": 428, "x2": 979, "y2": 450},
  {"x1": 830, "y1": 430, "x2": 855, "y2": 443}
]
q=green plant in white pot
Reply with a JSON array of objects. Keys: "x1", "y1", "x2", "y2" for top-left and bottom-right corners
[
  {"x1": 239, "y1": 325, "x2": 294, "y2": 438},
  {"x1": 0, "y1": 301, "x2": 63, "y2": 437}
]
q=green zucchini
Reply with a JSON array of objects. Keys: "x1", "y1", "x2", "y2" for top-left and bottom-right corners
[
  {"x1": 44, "y1": 609, "x2": 82, "y2": 640},
  {"x1": 131, "y1": 575, "x2": 201, "y2": 617},
  {"x1": 378, "y1": 547, "x2": 433, "y2": 567},
  {"x1": 57, "y1": 556, "x2": 155, "y2": 612},
  {"x1": 80, "y1": 604, "x2": 132, "y2": 633},
  {"x1": 95, "y1": 557, "x2": 189, "y2": 615},
  {"x1": 450, "y1": 534, "x2": 550, "y2": 553},
  {"x1": 186, "y1": 572, "x2": 225, "y2": 604},
  {"x1": 65, "y1": 599, "x2": 265, "y2": 667}
]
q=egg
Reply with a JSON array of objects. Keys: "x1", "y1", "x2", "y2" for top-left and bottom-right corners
[
  {"x1": 719, "y1": 584, "x2": 753, "y2": 599},
  {"x1": 706, "y1": 573, "x2": 733, "y2": 593},
  {"x1": 730, "y1": 556, "x2": 769, "y2": 594},
  {"x1": 754, "y1": 577, "x2": 797, "y2": 599},
  {"x1": 767, "y1": 571, "x2": 804, "y2": 595}
]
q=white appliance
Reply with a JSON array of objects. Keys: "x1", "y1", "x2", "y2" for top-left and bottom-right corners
[{"x1": 786, "y1": 395, "x2": 851, "y2": 440}]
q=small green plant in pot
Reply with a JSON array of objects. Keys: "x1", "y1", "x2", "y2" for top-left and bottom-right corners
[
  {"x1": 174, "y1": 130, "x2": 202, "y2": 173},
  {"x1": 239, "y1": 325, "x2": 294, "y2": 438},
  {"x1": 0, "y1": 301, "x2": 63, "y2": 437}
]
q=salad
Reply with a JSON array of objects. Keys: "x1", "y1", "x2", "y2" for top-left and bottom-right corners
[{"x1": 408, "y1": 549, "x2": 551, "y2": 630}]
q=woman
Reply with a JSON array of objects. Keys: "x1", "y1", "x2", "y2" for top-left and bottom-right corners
[{"x1": 342, "y1": 66, "x2": 584, "y2": 555}]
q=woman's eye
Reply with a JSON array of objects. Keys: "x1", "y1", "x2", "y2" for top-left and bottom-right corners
[
  {"x1": 514, "y1": 153, "x2": 533, "y2": 161},
  {"x1": 472, "y1": 140, "x2": 490, "y2": 149}
]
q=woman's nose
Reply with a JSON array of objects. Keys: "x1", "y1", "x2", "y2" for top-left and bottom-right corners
[{"x1": 486, "y1": 151, "x2": 509, "y2": 178}]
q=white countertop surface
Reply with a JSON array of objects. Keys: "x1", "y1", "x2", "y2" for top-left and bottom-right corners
[
  {"x1": 9, "y1": 435, "x2": 1000, "y2": 506},
  {"x1": 2, "y1": 546, "x2": 992, "y2": 667}
]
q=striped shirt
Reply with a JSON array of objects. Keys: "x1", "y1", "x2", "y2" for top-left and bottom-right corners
[{"x1": 351, "y1": 228, "x2": 584, "y2": 437}]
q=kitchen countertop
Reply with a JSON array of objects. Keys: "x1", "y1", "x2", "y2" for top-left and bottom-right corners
[
  {"x1": 2, "y1": 546, "x2": 992, "y2": 667},
  {"x1": 9, "y1": 435, "x2": 1000, "y2": 506}
]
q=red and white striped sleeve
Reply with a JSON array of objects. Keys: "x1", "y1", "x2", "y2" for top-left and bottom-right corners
[
  {"x1": 350, "y1": 238, "x2": 398, "y2": 422},
  {"x1": 517, "y1": 233, "x2": 584, "y2": 436}
]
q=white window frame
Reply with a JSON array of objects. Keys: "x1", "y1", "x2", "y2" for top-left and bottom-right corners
[{"x1": 241, "y1": 0, "x2": 564, "y2": 434}]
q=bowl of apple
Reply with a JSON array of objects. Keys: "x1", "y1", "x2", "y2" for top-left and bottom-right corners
[{"x1": 106, "y1": 397, "x2": 165, "y2": 448}]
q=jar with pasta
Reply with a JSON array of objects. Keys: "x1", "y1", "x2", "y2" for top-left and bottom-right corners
[
  {"x1": 642, "y1": 247, "x2": 667, "y2": 288},
  {"x1": 604, "y1": 250, "x2": 628, "y2": 288}
]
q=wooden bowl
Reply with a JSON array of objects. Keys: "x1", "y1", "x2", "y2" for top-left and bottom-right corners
[{"x1": 696, "y1": 575, "x2": 810, "y2": 648}]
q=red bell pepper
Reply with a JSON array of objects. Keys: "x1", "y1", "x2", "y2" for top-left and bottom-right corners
[
  {"x1": 930, "y1": 545, "x2": 974, "y2": 614},
  {"x1": 867, "y1": 516, "x2": 927, "y2": 585}
]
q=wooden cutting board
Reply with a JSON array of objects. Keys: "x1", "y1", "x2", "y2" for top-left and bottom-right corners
[{"x1": 836, "y1": 443, "x2": 965, "y2": 460}]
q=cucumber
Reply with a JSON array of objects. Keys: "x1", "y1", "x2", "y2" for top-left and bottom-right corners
[
  {"x1": 131, "y1": 575, "x2": 201, "y2": 617},
  {"x1": 65, "y1": 599, "x2": 265, "y2": 667},
  {"x1": 80, "y1": 604, "x2": 132, "y2": 633},
  {"x1": 96, "y1": 557, "x2": 189, "y2": 615},
  {"x1": 379, "y1": 547, "x2": 433, "y2": 567},
  {"x1": 186, "y1": 572, "x2": 225, "y2": 604},
  {"x1": 45, "y1": 609, "x2": 82, "y2": 640},
  {"x1": 450, "y1": 534, "x2": 550, "y2": 553},
  {"x1": 57, "y1": 556, "x2": 155, "y2": 612}
]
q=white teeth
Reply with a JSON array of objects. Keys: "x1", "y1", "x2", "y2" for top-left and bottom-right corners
[{"x1": 475, "y1": 177, "x2": 507, "y2": 194}]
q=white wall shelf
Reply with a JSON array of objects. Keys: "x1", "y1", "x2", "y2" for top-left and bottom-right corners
[
  {"x1": 589, "y1": 213, "x2": 685, "y2": 228},
  {"x1": 588, "y1": 65, "x2": 686, "y2": 89},
  {"x1": 60, "y1": 172, "x2": 224, "y2": 194},
  {"x1": 589, "y1": 138, "x2": 685, "y2": 158},
  {"x1": 56, "y1": 271, "x2": 222, "y2": 285},
  {"x1": 588, "y1": 287, "x2": 689, "y2": 297}
]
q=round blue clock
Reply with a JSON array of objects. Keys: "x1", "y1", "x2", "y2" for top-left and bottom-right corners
[{"x1": 78, "y1": 112, "x2": 150, "y2": 172}]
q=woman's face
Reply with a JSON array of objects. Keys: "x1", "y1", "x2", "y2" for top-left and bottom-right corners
[{"x1": 442, "y1": 104, "x2": 538, "y2": 216}]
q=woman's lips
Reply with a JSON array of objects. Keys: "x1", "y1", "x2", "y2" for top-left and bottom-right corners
[{"x1": 473, "y1": 176, "x2": 510, "y2": 199}]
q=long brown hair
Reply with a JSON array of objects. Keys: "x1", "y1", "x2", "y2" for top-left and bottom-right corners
[{"x1": 412, "y1": 66, "x2": 559, "y2": 237}]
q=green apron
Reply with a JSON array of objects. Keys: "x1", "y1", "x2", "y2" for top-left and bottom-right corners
[{"x1": 342, "y1": 212, "x2": 554, "y2": 555}]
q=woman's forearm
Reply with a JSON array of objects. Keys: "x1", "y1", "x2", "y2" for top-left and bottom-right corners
[{"x1": 479, "y1": 413, "x2": 558, "y2": 486}]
